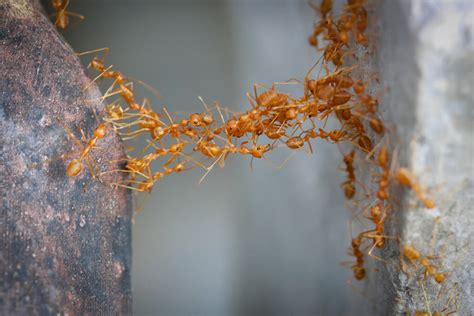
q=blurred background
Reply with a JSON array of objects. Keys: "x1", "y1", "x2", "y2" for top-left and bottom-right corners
[{"x1": 54, "y1": 0, "x2": 370, "y2": 315}]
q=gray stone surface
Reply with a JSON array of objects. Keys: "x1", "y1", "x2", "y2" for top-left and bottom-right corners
[{"x1": 367, "y1": 0, "x2": 474, "y2": 314}]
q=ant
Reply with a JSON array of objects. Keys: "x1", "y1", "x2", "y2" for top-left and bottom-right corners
[
  {"x1": 66, "y1": 122, "x2": 107, "y2": 177},
  {"x1": 363, "y1": 202, "x2": 391, "y2": 249},
  {"x1": 255, "y1": 88, "x2": 289, "y2": 109},
  {"x1": 87, "y1": 56, "x2": 143, "y2": 111},
  {"x1": 51, "y1": 0, "x2": 84, "y2": 30},
  {"x1": 285, "y1": 136, "x2": 305, "y2": 149},
  {"x1": 318, "y1": 128, "x2": 346, "y2": 143},
  {"x1": 396, "y1": 168, "x2": 436, "y2": 209},
  {"x1": 374, "y1": 145, "x2": 390, "y2": 200},
  {"x1": 349, "y1": 234, "x2": 366, "y2": 280},
  {"x1": 235, "y1": 142, "x2": 269, "y2": 159},
  {"x1": 402, "y1": 244, "x2": 446, "y2": 284},
  {"x1": 341, "y1": 149, "x2": 356, "y2": 199}
]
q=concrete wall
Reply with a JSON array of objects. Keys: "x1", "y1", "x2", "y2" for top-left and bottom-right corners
[{"x1": 370, "y1": 0, "x2": 474, "y2": 314}]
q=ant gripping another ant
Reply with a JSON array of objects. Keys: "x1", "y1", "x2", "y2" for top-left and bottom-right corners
[{"x1": 59, "y1": 2, "x2": 451, "y2": 309}]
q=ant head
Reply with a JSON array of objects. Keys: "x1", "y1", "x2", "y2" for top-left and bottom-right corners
[
  {"x1": 169, "y1": 142, "x2": 185, "y2": 153},
  {"x1": 189, "y1": 113, "x2": 202, "y2": 126},
  {"x1": 434, "y1": 273, "x2": 445, "y2": 284},
  {"x1": 251, "y1": 144, "x2": 268, "y2": 158},
  {"x1": 174, "y1": 163, "x2": 185, "y2": 173},
  {"x1": 226, "y1": 119, "x2": 239, "y2": 135}
]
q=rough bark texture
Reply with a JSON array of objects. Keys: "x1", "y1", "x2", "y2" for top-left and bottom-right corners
[{"x1": 0, "y1": 0, "x2": 132, "y2": 314}]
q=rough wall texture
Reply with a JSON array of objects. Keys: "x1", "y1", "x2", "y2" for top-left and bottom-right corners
[
  {"x1": 362, "y1": 0, "x2": 474, "y2": 314},
  {"x1": 0, "y1": 0, "x2": 132, "y2": 314}
]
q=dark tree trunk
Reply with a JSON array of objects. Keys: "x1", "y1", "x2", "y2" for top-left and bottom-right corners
[{"x1": 0, "y1": 0, "x2": 132, "y2": 314}]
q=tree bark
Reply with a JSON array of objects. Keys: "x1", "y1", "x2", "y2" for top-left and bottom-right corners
[{"x1": 0, "y1": 0, "x2": 132, "y2": 314}]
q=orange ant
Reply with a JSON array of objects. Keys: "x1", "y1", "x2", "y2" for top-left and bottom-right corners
[
  {"x1": 375, "y1": 145, "x2": 390, "y2": 200},
  {"x1": 51, "y1": 0, "x2": 84, "y2": 30},
  {"x1": 67, "y1": 122, "x2": 107, "y2": 177},
  {"x1": 359, "y1": 93, "x2": 379, "y2": 113},
  {"x1": 353, "y1": 79, "x2": 365, "y2": 95},
  {"x1": 341, "y1": 149, "x2": 356, "y2": 199},
  {"x1": 235, "y1": 142, "x2": 269, "y2": 159},
  {"x1": 402, "y1": 244, "x2": 446, "y2": 284},
  {"x1": 396, "y1": 168, "x2": 436, "y2": 209},
  {"x1": 316, "y1": 0, "x2": 333, "y2": 18},
  {"x1": 285, "y1": 136, "x2": 305, "y2": 149},
  {"x1": 356, "y1": 134, "x2": 372, "y2": 152},
  {"x1": 369, "y1": 116, "x2": 384, "y2": 134},
  {"x1": 363, "y1": 203, "x2": 391, "y2": 249},
  {"x1": 136, "y1": 172, "x2": 163, "y2": 193},
  {"x1": 255, "y1": 88, "x2": 289, "y2": 109},
  {"x1": 349, "y1": 234, "x2": 366, "y2": 280},
  {"x1": 194, "y1": 140, "x2": 223, "y2": 158},
  {"x1": 318, "y1": 128, "x2": 346, "y2": 143},
  {"x1": 88, "y1": 56, "x2": 143, "y2": 111}
]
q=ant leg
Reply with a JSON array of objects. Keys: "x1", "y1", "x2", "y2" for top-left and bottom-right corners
[
  {"x1": 82, "y1": 156, "x2": 96, "y2": 179},
  {"x1": 304, "y1": 54, "x2": 325, "y2": 81},
  {"x1": 76, "y1": 47, "x2": 110, "y2": 60},
  {"x1": 197, "y1": 96, "x2": 211, "y2": 113},
  {"x1": 83, "y1": 65, "x2": 115, "y2": 92},
  {"x1": 177, "y1": 152, "x2": 207, "y2": 171},
  {"x1": 134, "y1": 192, "x2": 152, "y2": 216},
  {"x1": 85, "y1": 85, "x2": 123, "y2": 104},
  {"x1": 77, "y1": 126, "x2": 88, "y2": 143},
  {"x1": 119, "y1": 129, "x2": 148, "y2": 140},
  {"x1": 443, "y1": 282, "x2": 460, "y2": 315},
  {"x1": 363, "y1": 134, "x2": 388, "y2": 163},
  {"x1": 428, "y1": 216, "x2": 442, "y2": 257},
  {"x1": 126, "y1": 76, "x2": 161, "y2": 101},
  {"x1": 163, "y1": 154, "x2": 179, "y2": 168},
  {"x1": 253, "y1": 82, "x2": 273, "y2": 98},
  {"x1": 199, "y1": 152, "x2": 225, "y2": 184},
  {"x1": 63, "y1": 125, "x2": 85, "y2": 153},
  {"x1": 65, "y1": 11, "x2": 85, "y2": 29},
  {"x1": 101, "y1": 169, "x2": 149, "y2": 180},
  {"x1": 112, "y1": 182, "x2": 144, "y2": 192},
  {"x1": 418, "y1": 279, "x2": 432, "y2": 314},
  {"x1": 162, "y1": 107, "x2": 174, "y2": 125},
  {"x1": 76, "y1": 46, "x2": 109, "y2": 72},
  {"x1": 366, "y1": 243, "x2": 389, "y2": 264}
]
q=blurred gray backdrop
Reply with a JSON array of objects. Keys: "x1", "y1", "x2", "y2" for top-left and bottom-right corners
[{"x1": 60, "y1": 0, "x2": 370, "y2": 315}]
